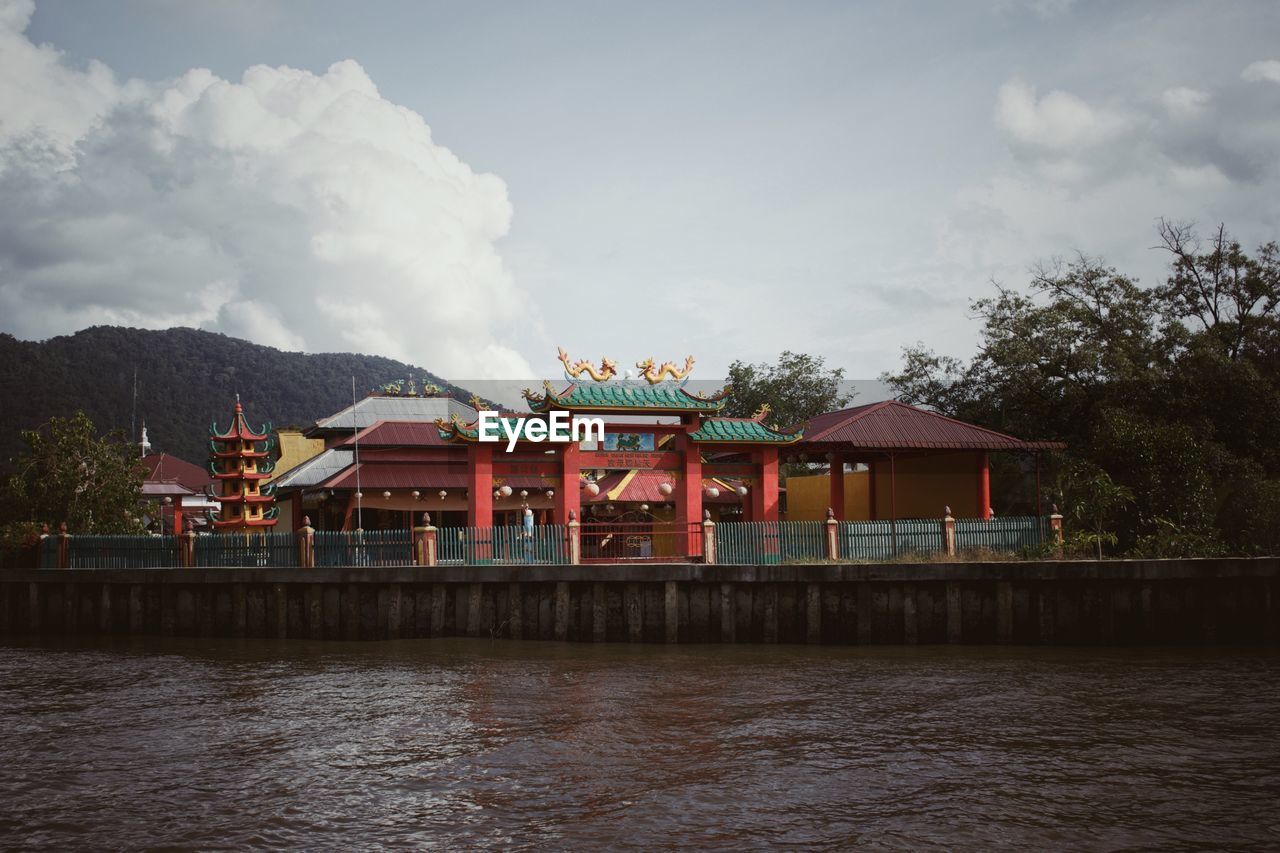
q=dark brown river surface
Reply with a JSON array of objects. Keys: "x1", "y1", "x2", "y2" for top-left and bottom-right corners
[{"x1": 1, "y1": 638, "x2": 1278, "y2": 850}]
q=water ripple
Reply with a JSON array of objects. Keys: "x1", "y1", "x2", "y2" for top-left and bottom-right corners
[{"x1": 0, "y1": 639, "x2": 1278, "y2": 849}]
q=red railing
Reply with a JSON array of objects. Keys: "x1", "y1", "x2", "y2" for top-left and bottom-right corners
[{"x1": 579, "y1": 521, "x2": 703, "y2": 563}]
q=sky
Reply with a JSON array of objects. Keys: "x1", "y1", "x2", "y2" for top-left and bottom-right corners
[{"x1": 2, "y1": 0, "x2": 1279, "y2": 384}]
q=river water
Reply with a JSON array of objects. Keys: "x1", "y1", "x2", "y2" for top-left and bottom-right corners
[{"x1": 1, "y1": 638, "x2": 1278, "y2": 850}]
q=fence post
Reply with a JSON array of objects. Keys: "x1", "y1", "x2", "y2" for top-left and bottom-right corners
[
  {"x1": 825, "y1": 508, "x2": 839, "y2": 560},
  {"x1": 56, "y1": 522, "x2": 70, "y2": 569},
  {"x1": 180, "y1": 518, "x2": 197, "y2": 567},
  {"x1": 702, "y1": 509, "x2": 716, "y2": 565},
  {"x1": 413, "y1": 512, "x2": 438, "y2": 567},
  {"x1": 1049, "y1": 504, "x2": 1064, "y2": 557},
  {"x1": 567, "y1": 511, "x2": 580, "y2": 565},
  {"x1": 943, "y1": 506, "x2": 956, "y2": 557},
  {"x1": 297, "y1": 516, "x2": 315, "y2": 569}
]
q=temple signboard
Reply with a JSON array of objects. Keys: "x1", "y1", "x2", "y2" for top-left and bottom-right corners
[{"x1": 582, "y1": 450, "x2": 682, "y2": 470}]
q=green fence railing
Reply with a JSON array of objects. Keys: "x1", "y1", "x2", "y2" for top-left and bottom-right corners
[
  {"x1": 840, "y1": 519, "x2": 945, "y2": 561},
  {"x1": 69, "y1": 534, "x2": 181, "y2": 569},
  {"x1": 954, "y1": 516, "x2": 1045, "y2": 553},
  {"x1": 314, "y1": 529, "x2": 413, "y2": 567},
  {"x1": 437, "y1": 525, "x2": 567, "y2": 565},
  {"x1": 715, "y1": 521, "x2": 828, "y2": 565},
  {"x1": 193, "y1": 531, "x2": 299, "y2": 568},
  {"x1": 9, "y1": 518, "x2": 1051, "y2": 569}
]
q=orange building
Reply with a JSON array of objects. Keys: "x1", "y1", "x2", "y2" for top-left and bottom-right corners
[{"x1": 787, "y1": 401, "x2": 1064, "y2": 521}]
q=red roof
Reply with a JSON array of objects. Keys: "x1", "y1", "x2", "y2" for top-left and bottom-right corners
[
  {"x1": 142, "y1": 453, "x2": 214, "y2": 492},
  {"x1": 799, "y1": 401, "x2": 1065, "y2": 451},
  {"x1": 334, "y1": 421, "x2": 450, "y2": 448}
]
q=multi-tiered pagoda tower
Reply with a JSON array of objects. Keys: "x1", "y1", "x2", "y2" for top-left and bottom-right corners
[{"x1": 208, "y1": 398, "x2": 278, "y2": 530}]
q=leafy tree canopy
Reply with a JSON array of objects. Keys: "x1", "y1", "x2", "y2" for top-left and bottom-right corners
[
  {"x1": 2, "y1": 411, "x2": 146, "y2": 534},
  {"x1": 724, "y1": 351, "x2": 851, "y2": 430},
  {"x1": 883, "y1": 221, "x2": 1280, "y2": 556}
]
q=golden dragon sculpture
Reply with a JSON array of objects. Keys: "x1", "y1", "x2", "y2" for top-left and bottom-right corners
[
  {"x1": 557, "y1": 347, "x2": 617, "y2": 382},
  {"x1": 636, "y1": 355, "x2": 695, "y2": 384}
]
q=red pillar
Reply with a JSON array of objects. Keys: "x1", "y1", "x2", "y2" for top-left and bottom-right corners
[
  {"x1": 828, "y1": 451, "x2": 845, "y2": 520},
  {"x1": 751, "y1": 447, "x2": 780, "y2": 521},
  {"x1": 467, "y1": 443, "x2": 494, "y2": 527},
  {"x1": 554, "y1": 441, "x2": 581, "y2": 525},
  {"x1": 977, "y1": 451, "x2": 990, "y2": 519},
  {"x1": 172, "y1": 496, "x2": 184, "y2": 536},
  {"x1": 674, "y1": 430, "x2": 703, "y2": 558}
]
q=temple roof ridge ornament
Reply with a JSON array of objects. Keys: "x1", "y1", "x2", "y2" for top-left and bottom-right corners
[
  {"x1": 557, "y1": 347, "x2": 617, "y2": 383},
  {"x1": 374, "y1": 375, "x2": 441, "y2": 398},
  {"x1": 636, "y1": 355, "x2": 695, "y2": 386}
]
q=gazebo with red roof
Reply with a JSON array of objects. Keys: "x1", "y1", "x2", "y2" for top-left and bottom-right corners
[{"x1": 797, "y1": 400, "x2": 1065, "y2": 521}]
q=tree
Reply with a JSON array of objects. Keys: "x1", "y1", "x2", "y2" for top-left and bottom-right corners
[
  {"x1": 1155, "y1": 219, "x2": 1280, "y2": 360},
  {"x1": 883, "y1": 223, "x2": 1280, "y2": 557},
  {"x1": 724, "y1": 351, "x2": 851, "y2": 430},
  {"x1": 1, "y1": 411, "x2": 146, "y2": 533},
  {"x1": 1055, "y1": 458, "x2": 1133, "y2": 560}
]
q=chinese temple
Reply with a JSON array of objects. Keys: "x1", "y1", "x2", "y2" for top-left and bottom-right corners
[
  {"x1": 434, "y1": 350, "x2": 802, "y2": 553},
  {"x1": 207, "y1": 398, "x2": 279, "y2": 530},
  {"x1": 271, "y1": 350, "x2": 801, "y2": 555},
  {"x1": 267, "y1": 347, "x2": 1063, "y2": 558}
]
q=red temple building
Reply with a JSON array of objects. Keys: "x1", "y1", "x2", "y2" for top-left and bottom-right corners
[
  {"x1": 268, "y1": 348, "x2": 1062, "y2": 559},
  {"x1": 207, "y1": 398, "x2": 279, "y2": 530}
]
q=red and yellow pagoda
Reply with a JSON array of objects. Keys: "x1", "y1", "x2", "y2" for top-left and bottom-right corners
[{"x1": 208, "y1": 398, "x2": 279, "y2": 530}]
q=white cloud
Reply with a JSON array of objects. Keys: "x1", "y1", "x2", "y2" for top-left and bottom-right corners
[
  {"x1": 1242, "y1": 59, "x2": 1280, "y2": 84},
  {"x1": 995, "y1": 79, "x2": 1132, "y2": 153},
  {"x1": 1161, "y1": 86, "x2": 1210, "y2": 120},
  {"x1": 0, "y1": 0, "x2": 533, "y2": 379}
]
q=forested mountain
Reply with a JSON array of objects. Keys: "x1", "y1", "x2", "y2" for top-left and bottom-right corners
[{"x1": 0, "y1": 326, "x2": 476, "y2": 467}]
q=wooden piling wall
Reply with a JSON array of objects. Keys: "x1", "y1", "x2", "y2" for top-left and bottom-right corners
[{"x1": 1, "y1": 559, "x2": 1276, "y2": 645}]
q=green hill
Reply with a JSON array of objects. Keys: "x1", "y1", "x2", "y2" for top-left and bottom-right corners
[{"x1": 0, "y1": 326, "x2": 477, "y2": 467}]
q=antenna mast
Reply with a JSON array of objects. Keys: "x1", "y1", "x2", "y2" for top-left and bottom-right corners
[{"x1": 352, "y1": 376, "x2": 363, "y2": 531}]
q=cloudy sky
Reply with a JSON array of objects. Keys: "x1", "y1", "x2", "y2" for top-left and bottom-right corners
[{"x1": 2, "y1": 0, "x2": 1279, "y2": 382}]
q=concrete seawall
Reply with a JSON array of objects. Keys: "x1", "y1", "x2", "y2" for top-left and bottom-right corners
[{"x1": 2, "y1": 559, "x2": 1277, "y2": 645}]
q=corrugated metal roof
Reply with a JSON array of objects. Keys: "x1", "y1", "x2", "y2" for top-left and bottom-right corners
[
  {"x1": 799, "y1": 401, "x2": 1065, "y2": 451},
  {"x1": 141, "y1": 481, "x2": 197, "y2": 496},
  {"x1": 312, "y1": 397, "x2": 476, "y2": 432},
  {"x1": 273, "y1": 449, "x2": 355, "y2": 488},
  {"x1": 143, "y1": 453, "x2": 214, "y2": 491},
  {"x1": 334, "y1": 421, "x2": 451, "y2": 447}
]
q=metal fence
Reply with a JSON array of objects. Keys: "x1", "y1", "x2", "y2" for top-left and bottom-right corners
[
  {"x1": 714, "y1": 517, "x2": 1044, "y2": 563},
  {"x1": 8, "y1": 517, "x2": 1051, "y2": 569},
  {"x1": 580, "y1": 522, "x2": 701, "y2": 562},
  {"x1": 314, "y1": 529, "x2": 413, "y2": 567},
  {"x1": 193, "y1": 531, "x2": 299, "y2": 568},
  {"x1": 437, "y1": 525, "x2": 567, "y2": 565},
  {"x1": 841, "y1": 519, "x2": 945, "y2": 561},
  {"x1": 954, "y1": 516, "x2": 1045, "y2": 554},
  {"x1": 70, "y1": 534, "x2": 181, "y2": 569},
  {"x1": 714, "y1": 521, "x2": 828, "y2": 564}
]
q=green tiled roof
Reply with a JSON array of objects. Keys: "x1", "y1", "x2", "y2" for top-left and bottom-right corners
[
  {"x1": 689, "y1": 418, "x2": 802, "y2": 444},
  {"x1": 529, "y1": 382, "x2": 726, "y2": 412}
]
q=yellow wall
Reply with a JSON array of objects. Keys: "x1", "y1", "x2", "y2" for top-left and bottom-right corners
[
  {"x1": 786, "y1": 453, "x2": 982, "y2": 520},
  {"x1": 272, "y1": 430, "x2": 325, "y2": 483}
]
